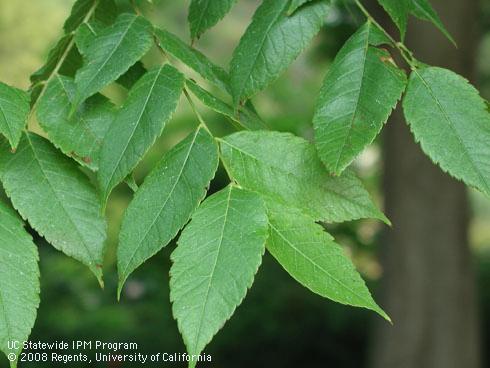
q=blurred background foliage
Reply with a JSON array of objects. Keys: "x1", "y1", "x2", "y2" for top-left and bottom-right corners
[{"x1": 0, "y1": 0, "x2": 489, "y2": 367}]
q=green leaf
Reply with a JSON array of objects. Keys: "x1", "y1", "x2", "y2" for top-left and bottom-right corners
[
  {"x1": 230, "y1": 0, "x2": 330, "y2": 105},
  {"x1": 313, "y1": 22, "x2": 407, "y2": 174},
  {"x1": 155, "y1": 28, "x2": 230, "y2": 92},
  {"x1": 220, "y1": 131, "x2": 388, "y2": 223},
  {"x1": 377, "y1": 0, "x2": 454, "y2": 44},
  {"x1": 73, "y1": 13, "x2": 153, "y2": 108},
  {"x1": 403, "y1": 67, "x2": 490, "y2": 196},
  {"x1": 0, "y1": 82, "x2": 30, "y2": 150},
  {"x1": 186, "y1": 80, "x2": 267, "y2": 130},
  {"x1": 288, "y1": 0, "x2": 311, "y2": 14},
  {"x1": 188, "y1": 0, "x2": 238, "y2": 40},
  {"x1": 37, "y1": 75, "x2": 116, "y2": 170},
  {"x1": 0, "y1": 202, "x2": 39, "y2": 368},
  {"x1": 118, "y1": 127, "x2": 219, "y2": 295},
  {"x1": 266, "y1": 203, "x2": 389, "y2": 320},
  {"x1": 75, "y1": 20, "x2": 148, "y2": 89},
  {"x1": 98, "y1": 65, "x2": 184, "y2": 205},
  {"x1": 0, "y1": 133, "x2": 107, "y2": 284},
  {"x1": 170, "y1": 186, "x2": 268, "y2": 365}
]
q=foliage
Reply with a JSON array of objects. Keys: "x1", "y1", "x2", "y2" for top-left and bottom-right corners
[
  {"x1": 313, "y1": 22, "x2": 406, "y2": 174},
  {"x1": 0, "y1": 202, "x2": 39, "y2": 362},
  {"x1": 0, "y1": 83, "x2": 30, "y2": 149},
  {"x1": 0, "y1": 0, "x2": 489, "y2": 367}
]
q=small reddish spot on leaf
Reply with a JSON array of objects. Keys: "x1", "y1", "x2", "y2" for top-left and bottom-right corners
[{"x1": 379, "y1": 53, "x2": 397, "y2": 67}]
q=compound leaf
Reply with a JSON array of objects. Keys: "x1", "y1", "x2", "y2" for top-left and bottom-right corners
[
  {"x1": 220, "y1": 131, "x2": 388, "y2": 223},
  {"x1": 118, "y1": 127, "x2": 219, "y2": 295},
  {"x1": 313, "y1": 22, "x2": 406, "y2": 174},
  {"x1": 73, "y1": 13, "x2": 153, "y2": 108},
  {"x1": 0, "y1": 202, "x2": 39, "y2": 368},
  {"x1": 98, "y1": 65, "x2": 184, "y2": 205},
  {"x1": 230, "y1": 0, "x2": 330, "y2": 105},
  {"x1": 266, "y1": 203, "x2": 389, "y2": 320},
  {"x1": 37, "y1": 75, "x2": 116, "y2": 170},
  {"x1": 403, "y1": 67, "x2": 490, "y2": 196},
  {"x1": 170, "y1": 186, "x2": 268, "y2": 366},
  {"x1": 0, "y1": 133, "x2": 107, "y2": 284},
  {"x1": 0, "y1": 82, "x2": 30, "y2": 150},
  {"x1": 188, "y1": 0, "x2": 238, "y2": 40}
]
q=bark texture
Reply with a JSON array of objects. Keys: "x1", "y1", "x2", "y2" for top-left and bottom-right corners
[{"x1": 370, "y1": 0, "x2": 482, "y2": 367}]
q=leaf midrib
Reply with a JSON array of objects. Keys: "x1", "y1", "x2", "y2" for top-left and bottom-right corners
[
  {"x1": 232, "y1": 1, "x2": 287, "y2": 103},
  {"x1": 57, "y1": 76, "x2": 105, "y2": 146},
  {"x1": 221, "y1": 139, "x2": 377, "y2": 219},
  {"x1": 192, "y1": 186, "x2": 233, "y2": 353},
  {"x1": 332, "y1": 24, "x2": 372, "y2": 172},
  {"x1": 191, "y1": 0, "x2": 212, "y2": 39},
  {"x1": 414, "y1": 69, "x2": 490, "y2": 194},
  {"x1": 25, "y1": 134, "x2": 98, "y2": 266},
  {"x1": 0, "y1": 100, "x2": 15, "y2": 146},
  {"x1": 103, "y1": 67, "x2": 164, "y2": 195},
  {"x1": 269, "y1": 220, "x2": 378, "y2": 310},
  {"x1": 77, "y1": 15, "x2": 138, "y2": 100},
  {"x1": 120, "y1": 128, "x2": 202, "y2": 278}
]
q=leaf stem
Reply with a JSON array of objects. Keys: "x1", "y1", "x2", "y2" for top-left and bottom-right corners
[
  {"x1": 214, "y1": 138, "x2": 237, "y2": 184},
  {"x1": 353, "y1": 0, "x2": 416, "y2": 68},
  {"x1": 153, "y1": 30, "x2": 236, "y2": 182},
  {"x1": 183, "y1": 88, "x2": 212, "y2": 134},
  {"x1": 27, "y1": 0, "x2": 100, "y2": 128},
  {"x1": 154, "y1": 35, "x2": 214, "y2": 134}
]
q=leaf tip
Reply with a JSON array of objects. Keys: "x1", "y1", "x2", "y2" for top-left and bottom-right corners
[
  {"x1": 95, "y1": 269, "x2": 105, "y2": 289},
  {"x1": 379, "y1": 309, "x2": 392, "y2": 324},
  {"x1": 380, "y1": 213, "x2": 392, "y2": 227}
]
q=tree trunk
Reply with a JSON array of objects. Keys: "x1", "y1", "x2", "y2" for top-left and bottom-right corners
[{"x1": 370, "y1": 1, "x2": 481, "y2": 367}]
